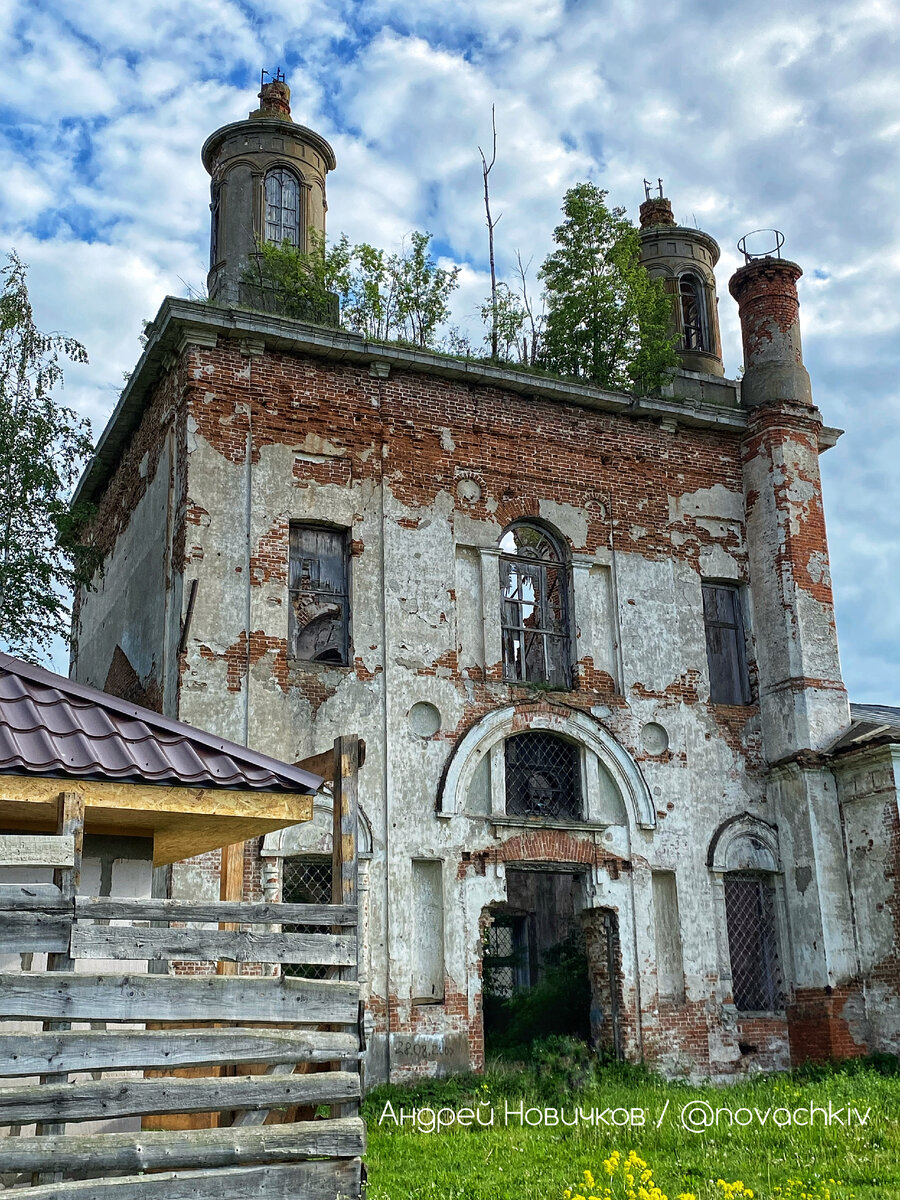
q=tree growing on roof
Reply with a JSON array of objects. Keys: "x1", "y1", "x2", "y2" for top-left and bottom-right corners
[
  {"x1": 539, "y1": 182, "x2": 678, "y2": 392},
  {"x1": 0, "y1": 251, "x2": 97, "y2": 663}
]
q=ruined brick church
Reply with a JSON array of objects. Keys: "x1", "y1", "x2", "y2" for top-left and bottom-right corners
[{"x1": 71, "y1": 78, "x2": 900, "y2": 1081}]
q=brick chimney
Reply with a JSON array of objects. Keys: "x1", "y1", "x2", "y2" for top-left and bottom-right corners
[
  {"x1": 250, "y1": 78, "x2": 292, "y2": 121},
  {"x1": 728, "y1": 257, "x2": 811, "y2": 408}
]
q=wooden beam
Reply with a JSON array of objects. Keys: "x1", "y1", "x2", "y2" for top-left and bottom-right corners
[
  {"x1": 0, "y1": 1116, "x2": 365, "y2": 1174},
  {"x1": 0, "y1": 973, "x2": 359, "y2": 1025},
  {"x1": 0, "y1": 911, "x2": 72, "y2": 955},
  {"x1": 217, "y1": 840, "x2": 244, "y2": 977},
  {"x1": 73, "y1": 897, "x2": 357, "y2": 926},
  {"x1": 35, "y1": 792, "x2": 84, "y2": 1181},
  {"x1": 2, "y1": 1159, "x2": 363, "y2": 1199},
  {"x1": 0, "y1": 1069, "x2": 361, "y2": 1126},
  {"x1": 0, "y1": 1028, "x2": 359, "y2": 1077},
  {"x1": 0, "y1": 834, "x2": 75, "y2": 869},
  {"x1": 71, "y1": 925, "x2": 356, "y2": 966},
  {"x1": 331, "y1": 736, "x2": 361, "y2": 1119}
]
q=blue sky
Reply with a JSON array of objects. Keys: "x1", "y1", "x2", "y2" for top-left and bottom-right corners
[{"x1": 2, "y1": 0, "x2": 899, "y2": 701}]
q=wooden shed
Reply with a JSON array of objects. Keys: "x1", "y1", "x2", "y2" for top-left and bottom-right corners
[{"x1": 0, "y1": 653, "x2": 364, "y2": 1198}]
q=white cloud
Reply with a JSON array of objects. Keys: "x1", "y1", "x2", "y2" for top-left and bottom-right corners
[{"x1": 1, "y1": 0, "x2": 898, "y2": 695}]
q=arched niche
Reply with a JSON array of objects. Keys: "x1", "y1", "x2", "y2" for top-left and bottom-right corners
[
  {"x1": 261, "y1": 799, "x2": 373, "y2": 858},
  {"x1": 707, "y1": 813, "x2": 780, "y2": 874},
  {"x1": 437, "y1": 705, "x2": 654, "y2": 830}
]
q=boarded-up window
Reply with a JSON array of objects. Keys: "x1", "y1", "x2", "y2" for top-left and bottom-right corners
[
  {"x1": 724, "y1": 873, "x2": 783, "y2": 1012},
  {"x1": 702, "y1": 582, "x2": 749, "y2": 704},
  {"x1": 411, "y1": 860, "x2": 444, "y2": 1003},
  {"x1": 289, "y1": 525, "x2": 350, "y2": 664},
  {"x1": 500, "y1": 522, "x2": 571, "y2": 688},
  {"x1": 652, "y1": 871, "x2": 685, "y2": 1004},
  {"x1": 504, "y1": 732, "x2": 582, "y2": 821}
]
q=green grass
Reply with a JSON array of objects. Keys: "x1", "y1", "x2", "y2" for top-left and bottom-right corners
[{"x1": 363, "y1": 1055, "x2": 900, "y2": 1200}]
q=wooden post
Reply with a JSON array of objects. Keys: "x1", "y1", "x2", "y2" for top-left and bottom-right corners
[
  {"x1": 33, "y1": 792, "x2": 84, "y2": 1184},
  {"x1": 331, "y1": 737, "x2": 360, "y2": 1117},
  {"x1": 332, "y1": 737, "x2": 359, "y2": 915},
  {"x1": 217, "y1": 841, "x2": 245, "y2": 977}
]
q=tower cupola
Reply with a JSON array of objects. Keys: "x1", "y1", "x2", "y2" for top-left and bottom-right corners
[
  {"x1": 638, "y1": 183, "x2": 724, "y2": 377},
  {"x1": 201, "y1": 72, "x2": 337, "y2": 308}
]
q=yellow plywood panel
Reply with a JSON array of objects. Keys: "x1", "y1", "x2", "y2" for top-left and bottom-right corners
[{"x1": 0, "y1": 777, "x2": 313, "y2": 865}]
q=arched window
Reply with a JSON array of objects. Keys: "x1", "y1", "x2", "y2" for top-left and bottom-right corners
[
  {"x1": 679, "y1": 274, "x2": 706, "y2": 351},
  {"x1": 499, "y1": 522, "x2": 571, "y2": 688},
  {"x1": 504, "y1": 731, "x2": 582, "y2": 820},
  {"x1": 209, "y1": 181, "x2": 221, "y2": 267},
  {"x1": 265, "y1": 167, "x2": 301, "y2": 246}
]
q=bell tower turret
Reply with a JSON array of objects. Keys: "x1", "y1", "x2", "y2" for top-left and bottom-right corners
[
  {"x1": 638, "y1": 184, "x2": 724, "y2": 378},
  {"x1": 201, "y1": 72, "x2": 337, "y2": 308}
]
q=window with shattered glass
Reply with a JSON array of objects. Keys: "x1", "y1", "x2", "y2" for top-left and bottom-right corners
[
  {"x1": 679, "y1": 274, "x2": 706, "y2": 350},
  {"x1": 289, "y1": 525, "x2": 350, "y2": 664},
  {"x1": 505, "y1": 731, "x2": 583, "y2": 821},
  {"x1": 265, "y1": 167, "x2": 301, "y2": 246},
  {"x1": 724, "y1": 872, "x2": 783, "y2": 1012},
  {"x1": 499, "y1": 522, "x2": 571, "y2": 688}
]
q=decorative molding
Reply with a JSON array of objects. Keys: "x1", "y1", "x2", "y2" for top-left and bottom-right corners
[{"x1": 437, "y1": 703, "x2": 655, "y2": 829}]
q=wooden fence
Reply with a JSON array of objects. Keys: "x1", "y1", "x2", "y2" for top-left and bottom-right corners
[{"x1": 0, "y1": 738, "x2": 364, "y2": 1198}]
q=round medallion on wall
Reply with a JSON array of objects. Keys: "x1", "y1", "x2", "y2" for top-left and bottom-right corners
[
  {"x1": 640, "y1": 721, "x2": 669, "y2": 756},
  {"x1": 455, "y1": 477, "x2": 482, "y2": 505},
  {"x1": 409, "y1": 702, "x2": 442, "y2": 738}
]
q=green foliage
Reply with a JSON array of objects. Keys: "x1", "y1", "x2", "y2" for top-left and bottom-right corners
[
  {"x1": 246, "y1": 232, "x2": 352, "y2": 325},
  {"x1": 0, "y1": 251, "x2": 97, "y2": 663},
  {"x1": 247, "y1": 231, "x2": 459, "y2": 349},
  {"x1": 484, "y1": 931, "x2": 592, "y2": 1053},
  {"x1": 539, "y1": 182, "x2": 678, "y2": 392},
  {"x1": 480, "y1": 282, "x2": 528, "y2": 361}
]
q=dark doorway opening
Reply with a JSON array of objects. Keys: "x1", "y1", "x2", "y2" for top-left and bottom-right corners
[{"x1": 481, "y1": 868, "x2": 592, "y2": 1052}]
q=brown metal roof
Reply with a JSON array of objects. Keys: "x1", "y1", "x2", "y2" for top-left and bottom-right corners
[{"x1": 0, "y1": 653, "x2": 321, "y2": 794}]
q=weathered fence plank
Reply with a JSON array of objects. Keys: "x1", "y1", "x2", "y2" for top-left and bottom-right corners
[
  {"x1": 0, "y1": 885, "x2": 68, "y2": 911},
  {"x1": 0, "y1": 1115, "x2": 364, "y2": 1174},
  {"x1": 0, "y1": 911, "x2": 72, "y2": 954},
  {"x1": 70, "y1": 924, "x2": 356, "y2": 966},
  {"x1": 0, "y1": 1028, "x2": 358, "y2": 1076},
  {"x1": 0, "y1": 834, "x2": 75, "y2": 869},
  {"x1": 0, "y1": 1069, "x2": 361, "y2": 1125},
  {"x1": 74, "y1": 897, "x2": 357, "y2": 926},
  {"x1": 0, "y1": 973, "x2": 359, "y2": 1025},
  {"x1": 1, "y1": 1159, "x2": 363, "y2": 1199}
]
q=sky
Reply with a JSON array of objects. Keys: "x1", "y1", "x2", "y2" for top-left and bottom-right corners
[{"x1": 1, "y1": 0, "x2": 898, "y2": 701}]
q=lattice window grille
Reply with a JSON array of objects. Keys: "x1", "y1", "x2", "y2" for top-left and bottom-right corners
[
  {"x1": 282, "y1": 854, "x2": 333, "y2": 980},
  {"x1": 504, "y1": 732, "x2": 583, "y2": 821},
  {"x1": 724, "y1": 873, "x2": 783, "y2": 1012}
]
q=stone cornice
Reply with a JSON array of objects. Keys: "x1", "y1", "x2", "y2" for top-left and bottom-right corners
[{"x1": 75, "y1": 296, "x2": 761, "y2": 507}]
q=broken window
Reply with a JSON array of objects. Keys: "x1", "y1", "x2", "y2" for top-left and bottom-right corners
[
  {"x1": 504, "y1": 731, "x2": 583, "y2": 820},
  {"x1": 500, "y1": 522, "x2": 571, "y2": 688},
  {"x1": 679, "y1": 274, "x2": 706, "y2": 350},
  {"x1": 281, "y1": 853, "x2": 332, "y2": 980},
  {"x1": 289, "y1": 525, "x2": 350, "y2": 664},
  {"x1": 482, "y1": 913, "x2": 530, "y2": 999},
  {"x1": 702, "y1": 582, "x2": 749, "y2": 704},
  {"x1": 265, "y1": 167, "x2": 301, "y2": 246},
  {"x1": 724, "y1": 872, "x2": 783, "y2": 1012},
  {"x1": 210, "y1": 181, "x2": 221, "y2": 267}
]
